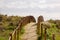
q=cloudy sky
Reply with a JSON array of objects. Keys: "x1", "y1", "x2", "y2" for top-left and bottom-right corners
[{"x1": 0, "y1": 0, "x2": 60, "y2": 20}]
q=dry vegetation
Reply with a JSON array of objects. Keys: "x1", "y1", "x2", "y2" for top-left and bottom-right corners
[
  {"x1": 0, "y1": 14, "x2": 22, "y2": 40},
  {"x1": 0, "y1": 14, "x2": 60, "y2": 40}
]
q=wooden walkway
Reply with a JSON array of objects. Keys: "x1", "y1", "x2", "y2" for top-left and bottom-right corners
[
  {"x1": 9, "y1": 16, "x2": 56, "y2": 40},
  {"x1": 21, "y1": 22, "x2": 38, "y2": 40}
]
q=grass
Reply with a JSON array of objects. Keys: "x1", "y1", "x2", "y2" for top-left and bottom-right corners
[
  {"x1": 0, "y1": 28, "x2": 14, "y2": 40},
  {"x1": 20, "y1": 26, "x2": 25, "y2": 40},
  {"x1": 0, "y1": 14, "x2": 22, "y2": 40},
  {"x1": 55, "y1": 34, "x2": 60, "y2": 40},
  {"x1": 45, "y1": 23, "x2": 60, "y2": 40},
  {"x1": 39, "y1": 23, "x2": 60, "y2": 40}
]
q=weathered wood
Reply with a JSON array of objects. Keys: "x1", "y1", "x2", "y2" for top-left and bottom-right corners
[
  {"x1": 41, "y1": 24, "x2": 43, "y2": 40},
  {"x1": 9, "y1": 16, "x2": 36, "y2": 40},
  {"x1": 44, "y1": 28, "x2": 47, "y2": 40},
  {"x1": 37, "y1": 16, "x2": 44, "y2": 35},
  {"x1": 37, "y1": 16, "x2": 44, "y2": 40},
  {"x1": 14, "y1": 31, "x2": 16, "y2": 40},
  {"x1": 9, "y1": 33, "x2": 12, "y2": 40},
  {"x1": 52, "y1": 34, "x2": 55, "y2": 40},
  {"x1": 17, "y1": 28, "x2": 20, "y2": 40}
]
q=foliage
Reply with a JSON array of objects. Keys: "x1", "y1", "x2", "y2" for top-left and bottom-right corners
[
  {"x1": 48, "y1": 19, "x2": 60, "y2": 29},
  {"x1": 0, "y1": 14, "x2": 22, "y2": 40},
  {"x1": 46, "y1": 23, "x2": 60, "y2": 40}
]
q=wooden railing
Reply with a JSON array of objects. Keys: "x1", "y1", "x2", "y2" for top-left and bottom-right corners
[
  {"x1": 37, "y1": 16, "x2": 55, "y2": 40},
  {"x1": 9, "y1": 16, "x2": 36, "y2": 40},
  {"x1": 9, "y1": 15, "x2": 59, "y2": 40}
]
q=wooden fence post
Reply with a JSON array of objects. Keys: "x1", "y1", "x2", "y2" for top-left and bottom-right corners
[
  {"x1": 41, "y1": 24, "x2": 43, "y2": 40},
  {"x1": 10, "y1": 33, "x2": 12, "y2": 40},
  {"x1": 52, "y1": 34, "x2": 55, "y2": 40},
  {"x1": 37, "y1": 16, "x2": 44, "y2": 40},
  {"x1": 14, "y1": 31, "x2": 16, "y2": 40},
  {"x1": 44, "y1": 28, "x2": 47, "y2": 40},
  {"x1": 17, "y1": 28, "x2": 20, "y2": 40}
]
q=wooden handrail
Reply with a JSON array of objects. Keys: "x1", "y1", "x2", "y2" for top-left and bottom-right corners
[
  {"x1": 9, "y1": 16, "x2": 36, "y2": 40},
  {"x1": 37, "y1": 16, "x2": 55, "y2": 40}
]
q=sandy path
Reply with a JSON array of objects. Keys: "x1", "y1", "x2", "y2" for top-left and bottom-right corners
[{"x1": 21, "y1": 22, "x2": 38, "y2": 40}]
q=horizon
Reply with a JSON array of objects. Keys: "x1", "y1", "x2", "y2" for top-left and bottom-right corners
[{"x1": 0, "y1": 13, "x2": 60, "y2": 21}]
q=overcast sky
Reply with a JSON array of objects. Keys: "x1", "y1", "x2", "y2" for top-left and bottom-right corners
[{"x1": 0, "y1": 0, "x2": 60, "y2": 20}]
